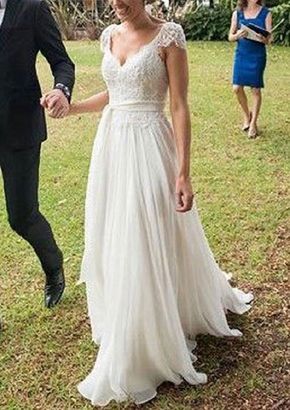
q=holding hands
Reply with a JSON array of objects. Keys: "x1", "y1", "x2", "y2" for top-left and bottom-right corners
[
  {"x1": 40, "y1": 89, "x2": 70, "y2": 119},
  {"x1": 40, "y1": 89, "x2": 110, "y2": 119}
]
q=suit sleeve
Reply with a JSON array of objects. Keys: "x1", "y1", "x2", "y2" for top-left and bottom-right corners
[{"x1": 35, "y1": 0, "x2": 75, "y2": 97}]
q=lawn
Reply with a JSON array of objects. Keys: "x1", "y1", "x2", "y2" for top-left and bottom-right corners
[{"x1": 0, "y1": 41, "x2": 289, "y2": 410}]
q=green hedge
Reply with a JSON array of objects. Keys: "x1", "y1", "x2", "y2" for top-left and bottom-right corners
[
  {"x1": 182, "y1": 3, "x2": 290, "y2": 45},
  {"x1": 272, "y1": 3, "x2": 290, "y2": 45},
  {"x1": 265, "y1": 0, "x2": 286, "y2": 7},
  {"x1": 183, "y1": 5, "x2": 232, "y2": 41}
]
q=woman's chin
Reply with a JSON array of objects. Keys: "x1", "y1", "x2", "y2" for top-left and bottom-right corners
[{"x1": 115, "y1": 6, "x2": 131, "y2": 21}]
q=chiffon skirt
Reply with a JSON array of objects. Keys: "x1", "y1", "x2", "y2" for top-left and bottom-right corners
[{"x1": 78, "y1": 103, "x2": 253, "y2": 407}]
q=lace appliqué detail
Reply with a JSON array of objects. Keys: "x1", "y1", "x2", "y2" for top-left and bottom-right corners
[
  {"x1": 100, "y1": 24, "x2": 116, "y2": 53},
  {"x1": 156, "y1": 22, "x2": 187, "y2": 50},
  {"x1": 100, "y1": 22, "x2": 187, "y2": 107},
  {"x1": 100, "y1": 22, "x2": 186, "y2": 54}
]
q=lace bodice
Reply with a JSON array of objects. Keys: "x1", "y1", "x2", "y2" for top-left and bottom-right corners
[{"x1": 100, "y1": 22, "x2": 186, "y2": 106}]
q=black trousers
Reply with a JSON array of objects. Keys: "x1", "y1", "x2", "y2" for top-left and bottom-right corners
[{"x1": 0, "y1": 144, "x2": 63, "y2": 276}]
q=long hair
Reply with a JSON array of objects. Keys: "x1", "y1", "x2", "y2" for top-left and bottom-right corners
[{"x1": 237, "y1": 0, "x2": 263, "y2": 10}]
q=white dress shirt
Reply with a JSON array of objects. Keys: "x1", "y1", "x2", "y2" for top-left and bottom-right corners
[{"x1": 0, "y1": 0, "x2": 7, "y2": 27}]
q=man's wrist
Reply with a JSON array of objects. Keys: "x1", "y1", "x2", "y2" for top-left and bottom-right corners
[{"x1": 54, "y1": 83, "x2": 71, "y2": 101}]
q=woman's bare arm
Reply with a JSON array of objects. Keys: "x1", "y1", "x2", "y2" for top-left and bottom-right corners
[
  {"x1": 165, "y1": 44, "x2": 194, "y2": 213},
  {"x1": 229, "y1": 11, "x2": 247, "y2": 42},
  {"x1": 263, "y1": 12, "x2": 273, "y2": 44},
  {"x1": 229, "y1": 11, "x2": 238, "y2": 41},
  {"x1": 69, "y1": 91, "x2": 109, "y2": 115}
]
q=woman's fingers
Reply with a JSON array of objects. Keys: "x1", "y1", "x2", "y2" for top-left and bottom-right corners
[
  {"x1": 48, "y1": 106, "x2": 67, "y2": 119},
  {"x1": 48, "y1": 100, "x2": 70, "y2": 118},
  {"x1": 40, "y1": 92, "x2": 59, "y2": 109},
  {"x1": 175, "y1": 177, "x2": 195, "y2": 212},
  {"x1": 40, "y1": 94, "x2": 49, "y2": 108},
  {"x1": 47, "y1": 95, "x2": 62, "y2": 110},
  {"x1": 175, "y1": 192, "x2": 184, "y2": 209},
  {"x1": 237, "y1": 29, "x2": 248, "y2": 39},
  {"x1": 176, "y1": 192, "x2": 194, "y2": 213},
  {"x1": 41, "y1": 90, "x2": 69, "y2": 119},
  {"x1": 183, "y1": 193, "x2": 194, "y2": 212}
]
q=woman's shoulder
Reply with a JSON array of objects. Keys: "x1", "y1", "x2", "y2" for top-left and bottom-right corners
[
  {"x1": 100, "y1": 24, "x2": 118, "y2": 52},
  {"x1": 158, "y1": 21, "x2": 187, "y2": 49},
  {"x1": 233, "y1": 8, "x2": 243, "y2": 18},
  {"x1": 101, "y1": 24, "x2": 118, "y2": 38},
  {"x1": 259, "y1": 6, "x2": 271, "y2": 21},
  {"x1": 262, "y1": 6, "x2": 271, "y2": 15},
  {"x1": 162, "y1": 21, "x2": 184, "y2": 33}
]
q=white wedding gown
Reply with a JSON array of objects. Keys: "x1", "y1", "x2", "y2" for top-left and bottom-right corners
[{"x1": 78, "y1": 22, "x2": 253, "y2": 407}]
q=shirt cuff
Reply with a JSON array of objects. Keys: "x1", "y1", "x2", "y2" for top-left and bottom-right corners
[{"x1": 54, "y1": 83, "x2": 71, "y2": 101}]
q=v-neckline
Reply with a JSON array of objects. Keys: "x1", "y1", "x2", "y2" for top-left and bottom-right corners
[
  {"x1": 243, "y1": 6, "x2": 263, "y2": 21},
  {"x1": 108, "y1": 23, "x2": 166, "y2": 69}
]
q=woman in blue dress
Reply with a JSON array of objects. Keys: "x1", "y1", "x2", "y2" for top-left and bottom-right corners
[{"x1": 229, "y1": 0, "x2": 272, "y2": 138}]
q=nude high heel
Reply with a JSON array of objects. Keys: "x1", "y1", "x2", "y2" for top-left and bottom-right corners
[
  {"x1": 248, "y1": 125, "x2": 259, "y2": 139},
  {"x1": 242, "y1": 111, "x2": 252, "y2": 132}
]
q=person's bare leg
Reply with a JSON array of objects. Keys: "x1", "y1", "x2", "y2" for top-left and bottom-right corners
[
  {"x1": 233, "y1": 85, "x2": 251, "y2": 130},
  {"x1": 249, "y1": 87, "x2": 262, "y2": 138}
]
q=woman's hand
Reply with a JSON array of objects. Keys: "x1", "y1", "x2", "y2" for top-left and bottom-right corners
[
  {"x1": 257, "y1": 33, "x2": 271, "y2": 45},
  {"x1": 40, "y1": 90, "x2": 70, "y2": 119},
  {"x1": 175, "y1": 176, "x2": 194, "y2": 213},
  {"x1": 229, "y1": 11, "x2": 247, "y2": 42},
  {"x1": 236, "y1": 29, "x2": 248, "y2": 40}
]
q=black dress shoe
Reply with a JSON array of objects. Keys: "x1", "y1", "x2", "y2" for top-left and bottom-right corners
[{"x1": 44, "y1": 268, "x2": 65, "y2": 309}]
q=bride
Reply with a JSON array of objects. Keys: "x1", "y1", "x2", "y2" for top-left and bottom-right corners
[{"x1": 66, "y1": 0, "x2": 253, "y2": 406}]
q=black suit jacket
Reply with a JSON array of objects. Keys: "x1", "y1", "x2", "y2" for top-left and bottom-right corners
[{"x1": 0, "y1": 0, "x2": 75, "y2": 149}]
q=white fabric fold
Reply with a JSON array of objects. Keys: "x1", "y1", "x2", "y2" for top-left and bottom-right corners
[{"x1": 77, "y1": 101, "x2": 253, "y2": 406}]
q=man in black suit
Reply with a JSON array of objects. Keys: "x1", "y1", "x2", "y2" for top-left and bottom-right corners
[{"x1": 0, "y1": 0, "x2": 75, "y2": 315}]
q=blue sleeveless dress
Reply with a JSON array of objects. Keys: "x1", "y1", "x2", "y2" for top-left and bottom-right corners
[{"x1": 233, "y1": 7, "x2": 269, "y2": 88}]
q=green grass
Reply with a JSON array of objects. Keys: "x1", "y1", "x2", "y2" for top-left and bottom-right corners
[{"x1": 0, "y1": 41, "x2": 289, "y2": 410}]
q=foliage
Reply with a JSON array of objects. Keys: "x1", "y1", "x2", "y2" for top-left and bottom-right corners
[
  {"x1": 265, "y1": 0, "x2": 286, "y2": 7},
  {"x1": 47, "y1": 0, "x2": 83, "y2": 40},
  {"x1": 47, "y1": 0, "x2": 113, "y2": 40},
  {"x1": 271, "y1": 2, "x2": 290, "y2": 45},
  {"x1": 182, "y1": 2, "x2": 290, "y2": 44},
  {"x1": 183, "y1": 4, "x2": 232, "y2": 41},
  {"x1": 46, "y1": 0, "x2": 290, "y2": 44}
]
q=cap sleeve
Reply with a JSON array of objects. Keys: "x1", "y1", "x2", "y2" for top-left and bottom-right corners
[
  {"x1": 100, "y1": 24, "x2": 116, "y2": 53},
  {"x1": 157, "y1": 22, "x2": 186, "y2": 50}
]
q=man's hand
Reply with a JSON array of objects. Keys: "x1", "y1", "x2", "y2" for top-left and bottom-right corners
[{"x1": 40, "y1": 89, "x2": 69, "y2": 119}]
